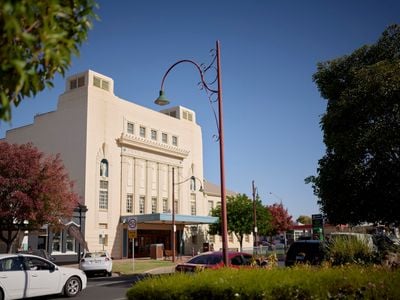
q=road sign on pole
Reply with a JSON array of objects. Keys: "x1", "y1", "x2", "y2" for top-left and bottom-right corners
[
  {"x1": 128, "y1": 217, "x2": 137, "y2": 231},
  {"x1": 126, "y1": 217, "x2": 137, "y2": 272}
]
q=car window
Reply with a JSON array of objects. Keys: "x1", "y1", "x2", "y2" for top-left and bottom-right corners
[
  {"x1": 231, "y1": 255, "x2": 243, "y2": 265},
  {"x1": 24, "y1": 256, "x2": 53, "y2": 271},
  {"x1": 0, "y1": 257, "x2": 24, "y2": 271},
  {"x1": 188, "y1": 255, "x2": 222, "y2": 265}
]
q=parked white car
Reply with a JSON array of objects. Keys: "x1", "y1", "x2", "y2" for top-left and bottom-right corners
[
  {"x1": 0, "y1": 253, "x2": 87, "y2": 300},
  {"x1": 79, "y1": 250, "x2": 113, "y2": 277}
]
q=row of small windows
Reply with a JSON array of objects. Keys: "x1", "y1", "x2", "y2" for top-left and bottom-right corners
[
  {"x1": 69, "y1": 75, "x2": 110, "y2": 92},
  {"x1": 164, "y1": 109, "x2": 193, "y2": 122},
  {"x1": 127, "y1": 122, "x2": 178, "y2": 146},
  {"x1": 70, "y1": 76, "x2": 85, "y2": 90},
  {"x1": 125, "y1": 194, "x2": 196, "y2": 215},
  {"x1": 93, "y1": 75, "x2": 110, "y2": 91}
]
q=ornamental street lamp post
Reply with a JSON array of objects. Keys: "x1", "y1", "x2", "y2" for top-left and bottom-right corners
[{"x1": 154, "y1": 41, "x2": 229, "y2": 266}]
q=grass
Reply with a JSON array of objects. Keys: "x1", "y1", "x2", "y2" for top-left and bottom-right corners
[
  {"x1": 112, "y1": 258, "x2": 174, "y2": 275},
  {"x1": 126, "y1": 265, "x2": 400, "y2": 299}
]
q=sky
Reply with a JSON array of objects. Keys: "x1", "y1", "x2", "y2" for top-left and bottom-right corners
[{"x1": 1, "y1": 0, "x2": 399, "y2": 219}]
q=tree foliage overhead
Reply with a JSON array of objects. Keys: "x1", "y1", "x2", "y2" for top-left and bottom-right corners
[
  {"x1": 267, "y1": 202, "x2": 293, "y2": 236},
  {"x1": 0, "y1": 141, "x2": 79, "y2": 252},
  {"x1": 309, "y1": 24, "x2": 400, "y2": 226},
  {"x1": 208, "y1": 193, "x2": 271, "y2": 250},
  {"x1": 0, "y1": 0, "x2": 97, "y2": 121}
]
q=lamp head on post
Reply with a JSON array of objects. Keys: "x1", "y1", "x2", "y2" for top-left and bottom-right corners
[{"x1": 154, "y1": 90, "x2": 170, "y2": 106}]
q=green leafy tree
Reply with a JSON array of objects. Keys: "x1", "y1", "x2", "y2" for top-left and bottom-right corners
[
  {"x1": 308, "y1": 24, "x2": 400, "y2": 226},
  {"x1": 296, "y1": 215, "x2": 312, "y2": 225},
  {"x1": 0, "y1": 142, "x2": 79, "y2": 252},
  {"x1": 0, "y1": 0, "x2": 97, "y2": 121},
  {"x1": 209, "y1": 193, "x2": 271, "y2": 251}
]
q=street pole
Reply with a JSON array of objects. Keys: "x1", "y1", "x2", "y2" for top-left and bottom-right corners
[
  {"x1": 252, "y1": 181, "x2": 258, "y2": 249},
  {"x1": 154, "y1": 41, "x2": 228, "y2": 266},
  {"x1": 172, "y1": 167, "x2": 176, "y2": 263}
]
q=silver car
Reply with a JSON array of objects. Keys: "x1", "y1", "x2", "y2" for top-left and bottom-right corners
[
  {"x1": 0, "y1": 253, "x2": 87, "y2": 299},
  {"x1": 79, "y1": 251, "x2": 113, "y2": 277}
]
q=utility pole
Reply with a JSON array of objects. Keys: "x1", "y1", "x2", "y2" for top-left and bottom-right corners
[{"x1": 252, "y1": 180, "x2": 258, "y2": 248}]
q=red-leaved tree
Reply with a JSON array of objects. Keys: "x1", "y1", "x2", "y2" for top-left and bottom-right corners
[
  {"x1": 0, "y1": 142, "x2": 79, "y2": 252},
  {"x1": 267, "y1": 202, "x2": 293, "y2": 237}
]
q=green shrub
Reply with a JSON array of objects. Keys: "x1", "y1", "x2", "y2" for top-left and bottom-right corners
[
  {"x1": 327, "y1": 235, "x2": 375, "y2": 265},
  {"x1": 126, "y1": 266, "x2": 400, "y2": 299}
]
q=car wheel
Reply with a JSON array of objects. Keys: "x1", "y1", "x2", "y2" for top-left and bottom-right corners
[
  {"x1": 107, "y1": 271, "x2": 112, "y2": 277},
  {"x1": 64, "y1": 276, "x2": 82, "y2": 297},
  {"x1": 0, "y1": 288, "x2": 4, "y2": 300}
]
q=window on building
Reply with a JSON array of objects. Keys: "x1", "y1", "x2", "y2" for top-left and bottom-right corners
[
  {"x1": 182, "y1": 110, "x2": 193, "y2": 122},
  {"x1": 151, "y1": 129, "x2": 157, "y2": 141},
  {"x1": 139, "y1": 196, "x2": 145, "y2": 214},
  {"x1": 169, "y1": 111, "x2": 177, "y2": 118},
  {"x1": 70, "y1": 79, "x2": 77, "y2": 90},
  {"x1": 93, "y1": 76, "x2": 101, "y2": 87},
  {"x1": 162, "y1": 198, "x2": 168, "y2": 213},
  {"x1": 162, "y1": 133, "x2": 168, "y2": 143},
  {"x1": 190, "y1": 194, "x2": 196, "y2": 216},
  {"x1": 229, "y1": 233, "x2": 234, "y2": 243},
  {"x1": 99, "y1": 180, "x2": 108, "y2": 210},
  {"x1": 208, "y1": 201, "x2": 214, "y2": 215},
  {"x1": 126, "y1": 194, "x2": 133, "y2": 213},
  {"x1": 66, "y1": 233, "x2": 76, "y2": 252},
  {"x1": 127, "y1": 122, "x2": 134, "y2": 134},
  {"x1": 172, "y1": 136, "x2": 178, "y2": 146},
  {"x1": 140, "y1": 126, "x2": 146, "y2": 138},
  {"x1": 93, "y1": 75, "x2": 110, "y2": 91},
  {"x1": 245, "y1": 234, "x2": 250, "y2": 243},
  {"x1": 52, "y1": 231, "x2": 61, "y2": 253},
  {"x1": 101, "y1": 80, "x2": 109, "y2": 91},
  {"x1": 77, "y1": 76, "x2": 85, "y2": 87},
  {"x1": 151, "y1": 197, "x2": 157, "y2": 213},
  {"x1": 209, "y1": 235, "x2": 215, "y2": 243},
  {"x1": 100, "y1": 159, "x2": 108, "y2": 177}
]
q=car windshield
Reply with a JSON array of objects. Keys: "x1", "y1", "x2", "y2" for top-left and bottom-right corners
[
  {"x1": 187, "y1": 254, "x2": 222, "y2": 265},
  {"x1": 84, "y1": 251, "x2": 107, "y2": 258}
]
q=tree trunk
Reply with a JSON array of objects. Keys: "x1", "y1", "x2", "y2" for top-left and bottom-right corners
[{"x1": 0, "y1": 229, "x2": 20, "y2": 253}]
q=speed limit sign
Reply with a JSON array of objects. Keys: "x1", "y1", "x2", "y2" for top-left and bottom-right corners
[{"x1": 128, "y1": 217, "x2": 137, "y2": 231}]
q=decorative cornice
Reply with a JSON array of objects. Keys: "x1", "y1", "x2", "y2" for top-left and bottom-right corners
[{"x1": 117, "y1": 133, "x2": 190, "y2": 159}]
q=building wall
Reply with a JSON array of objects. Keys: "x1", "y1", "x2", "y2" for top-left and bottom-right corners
[{"x1": 3, "y1": 70, "x2": 253, "y2": 258}]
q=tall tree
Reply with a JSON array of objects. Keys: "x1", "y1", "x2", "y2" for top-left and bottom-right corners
[
  {"x1": 209, "y1": 193, "x2": 271, "y2": 251},
  {"x1": 267, "y1": 202, "x2": 293, "y2": 236},
  {"x1": 0, "y1": 142, "x2": 79, "y2": 252},
  {"x1": 0, "y1": 0, "x2": 97, "y2": 121},
  {"x1": 308, "y1": 24, "x2": 400, "y2": 225}
]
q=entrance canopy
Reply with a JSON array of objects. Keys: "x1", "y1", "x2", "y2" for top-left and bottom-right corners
[{"x1": 120, "y1": 213, "x2": 217, "y2": 225}]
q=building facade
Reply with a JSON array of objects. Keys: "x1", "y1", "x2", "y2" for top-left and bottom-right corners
[{"x1": 2, "y1": 70, "x2": 252, "y2": 262}]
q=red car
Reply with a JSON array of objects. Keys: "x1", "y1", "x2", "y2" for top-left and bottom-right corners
[{"x1": 175, "y1": 251, "x2": 253, "y2": 273}]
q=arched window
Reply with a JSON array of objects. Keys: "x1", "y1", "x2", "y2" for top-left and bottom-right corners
[{"x1": 100, "y1": 159, "x2": 108, "y2": 177}]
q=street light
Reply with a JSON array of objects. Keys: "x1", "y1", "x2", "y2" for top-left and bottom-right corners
[
  {"x1": 171, "y1": 167, "x2": 204, "y2": 263},
  {"x1": 155, "y1": 41, "x2": 229, "y2": 266}
]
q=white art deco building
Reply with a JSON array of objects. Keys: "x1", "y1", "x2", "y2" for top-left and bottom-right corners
[{"x1": 2, "y1": 70, "x2": 252, "y2": 263}]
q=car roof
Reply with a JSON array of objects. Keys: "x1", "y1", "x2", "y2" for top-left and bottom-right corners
[{"x1": 193, "y1": 251, "x2": 251, "y2": 258}]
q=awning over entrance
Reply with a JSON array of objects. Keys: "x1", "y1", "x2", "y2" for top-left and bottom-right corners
[{"x1": 120, "y1": 213, "x2": 217, "y2": 225}]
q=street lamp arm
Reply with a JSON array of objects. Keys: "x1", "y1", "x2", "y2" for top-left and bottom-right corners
[{"x1": 159, "y1": 59, "x2": 218, "y2": 95}]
